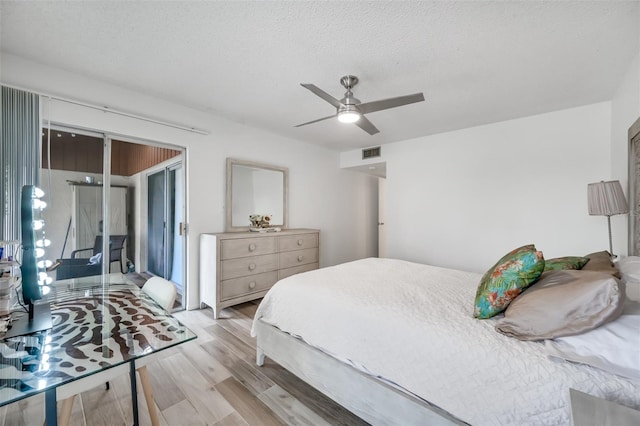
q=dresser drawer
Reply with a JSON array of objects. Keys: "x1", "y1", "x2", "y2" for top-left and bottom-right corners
[
  {"x1": 220, "y1": 237, "x2": 276, "y2": 260},
  {"x1": 220, "y1": 254, "x2": 277, "y2": 280},
  {"x1": 279, "y1": 262, "x2": 319, "y2": 280},
  {"x1": 278, "y1": 233, "x2": 319, "y2": 252},
  {"x1": 220, "y1": 271, "x2": 278, "y2": 301},
  {"x1": 279, "y1": 248, "x2": 319, "y2": 270}
]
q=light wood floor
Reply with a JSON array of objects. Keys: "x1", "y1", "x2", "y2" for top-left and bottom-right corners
[{"x1": 0, "y1": 301, "x2": 368, "y2": 426}]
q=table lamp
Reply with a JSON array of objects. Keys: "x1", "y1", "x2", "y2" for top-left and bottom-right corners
[{"x1": 587, "y1": 180, "x2": 629, "y2": 258}]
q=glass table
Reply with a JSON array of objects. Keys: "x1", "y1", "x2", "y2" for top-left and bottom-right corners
[{"x1": 0, "y1": 273, "x2": 196, "y2": 426}]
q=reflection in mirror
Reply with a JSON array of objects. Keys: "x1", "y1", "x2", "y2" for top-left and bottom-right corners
[
  {"x1": 40, "y1": 127, "x2": 107, "y2": 284},
  {"x1": 226, "y1": 158, "x2": 288, "y2": 232},
  {"x1": 40, "y1": 127, "x2": 182, "y2": 285}
]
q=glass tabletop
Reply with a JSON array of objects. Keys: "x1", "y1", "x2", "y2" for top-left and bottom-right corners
[{"x1": 0, "y1": 273, "x2": 196, "y2": 406}]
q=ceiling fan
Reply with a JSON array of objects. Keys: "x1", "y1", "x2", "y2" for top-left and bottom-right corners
[{"x1": 294, "y1": 75, "x2": 425, "y2": 135}]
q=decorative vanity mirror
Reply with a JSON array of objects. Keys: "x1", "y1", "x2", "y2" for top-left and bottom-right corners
[{"x1": 226, "y1": 158, "x2": 288, "y2": 232}]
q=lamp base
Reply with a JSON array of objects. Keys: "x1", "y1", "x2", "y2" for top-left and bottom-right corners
[{"x1": 606, "y1": 215, "x2": 616, "y2": 260}]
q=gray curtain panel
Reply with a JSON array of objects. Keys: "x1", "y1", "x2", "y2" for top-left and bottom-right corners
[{"x1": 0, "y1": 86, "x2": 40, "y2": 241}]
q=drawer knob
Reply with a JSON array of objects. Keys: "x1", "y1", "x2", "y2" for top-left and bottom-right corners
[
  {"x1": 297, "y1": 239, "x2": 303, "y2": 246},
  {"x1": 248, "y1": 243, "x2": 256, "y2": 252},
  {"x1": 248, "y1": 281, "x2": 256, "y2": 289},
  {"x1": 297, "y1": 255, "x2": 303, "y2": 262},
  {"x1": 248, "y1": 263, "x2": 256, "y2": 271}
]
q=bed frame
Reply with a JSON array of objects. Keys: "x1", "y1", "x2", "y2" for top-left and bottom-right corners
[{"x1": 254, "y1": 320, "x2": 467, "y2": 425}]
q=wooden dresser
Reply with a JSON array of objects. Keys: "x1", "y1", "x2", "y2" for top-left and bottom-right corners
[{"x1": 200, "y1": 229, "x2": 319, "y2": 318}]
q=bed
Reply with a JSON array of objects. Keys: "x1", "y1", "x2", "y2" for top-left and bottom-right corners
[{"x1": 251, "y1": 257, "x2": 640, "y2": 425}]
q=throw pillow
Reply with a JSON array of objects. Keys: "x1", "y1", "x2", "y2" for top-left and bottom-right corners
[
  {"x1": 473, "y1": 244, "x2": 545, "y2": 319},
  {"x1": 543, "y1": 256, "x2": 589, "y2": 272},
  {"x1": 617, "y1": 256, "x2": 640, "y2": 302},
  {"x1": 581, "y1": 251, "x2": 621, "y2": 278},
  {"x1": 617, "y1": 255, "x2": 640, "y2": 283},
  {"x1": 495, "y1": 270, "x2": 625, "y2": 340}
]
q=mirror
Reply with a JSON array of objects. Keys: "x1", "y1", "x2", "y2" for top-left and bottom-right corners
[{"x1": 226, "y1": 158, "x2": 288, "y2": 232}]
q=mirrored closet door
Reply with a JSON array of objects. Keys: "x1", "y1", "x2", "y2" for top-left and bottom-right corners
[{"x1": 41, "y1": 125, "x2": 186, "y2": 310}]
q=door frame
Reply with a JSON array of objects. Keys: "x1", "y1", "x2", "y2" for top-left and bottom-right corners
[{"x1": 378, "y1": 177, "x2": 386, "y2": 258}]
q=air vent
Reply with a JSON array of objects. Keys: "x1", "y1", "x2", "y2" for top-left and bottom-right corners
[{"x1": 362, "y1": 146, "x2": 381, "y2": 160}]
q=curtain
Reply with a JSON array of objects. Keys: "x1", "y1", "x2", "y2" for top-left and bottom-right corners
[{"x1": 0, "y1": 86, "x2": 40, "y2": 241}]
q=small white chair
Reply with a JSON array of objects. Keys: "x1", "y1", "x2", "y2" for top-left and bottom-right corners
[
  {"x1": 142, "y1": 276, "x2": 177, "y2": 313},
  {"x1": 133, "y1": 277, "x2": 177, "y2": 426},
  {"x1": 51, "y1": 277, "x2": 177, "y2": 426},
  {"x1": 53, "y1": 363, "x2": 130, "y2": 425}
]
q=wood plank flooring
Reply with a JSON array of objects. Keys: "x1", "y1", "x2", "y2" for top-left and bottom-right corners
[{"x1": 0, "y1": 302, "x2": 368, "y2": 426}]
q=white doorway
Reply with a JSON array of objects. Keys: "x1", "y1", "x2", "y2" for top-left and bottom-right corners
[{"x1": 378, "y1": 177, "x2": 386, "y2": 257}]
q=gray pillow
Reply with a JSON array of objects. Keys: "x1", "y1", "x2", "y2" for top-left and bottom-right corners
[
  {"x1": 495, "y1": 270, "x2": 625, "y2": 340},
  {"x1": 581, "y1": 251, "x2": 621, "y2": 278}
]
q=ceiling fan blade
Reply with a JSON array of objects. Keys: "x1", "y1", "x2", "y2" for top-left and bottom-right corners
[
  {"x1": 358, "y1": 93, "x2": 425, "y2": 115},
  {"x1": 293, "y1": 114, "x2": 336, "y2": 128},
  {"x1": 354, "y1": 115, "x2": 379, "y2": 135},
  {"x1": 301, "y1": 84, "x2": 343, "y2": 108}
]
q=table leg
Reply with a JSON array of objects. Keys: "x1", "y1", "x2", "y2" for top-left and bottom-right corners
[
  {"x1": 130, "y1": 361, "x2": 139, "y2": 426},
  {"x1": 138, "y1": 365, "x2": 160, "y2": 426},
  {"x1": 58, "y1": 396, "x2": 76, "y2": 426},
  {"x1": 45, "y1": 387, "x2": 57, "y2": 426}
]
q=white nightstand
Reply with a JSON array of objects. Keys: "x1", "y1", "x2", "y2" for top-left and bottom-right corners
[{"x1": 570, "y1": 389, "x2": 640, "y2": 426}]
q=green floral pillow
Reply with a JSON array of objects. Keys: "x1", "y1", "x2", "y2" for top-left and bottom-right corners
[
  {"x1": 474, "y1": 245, "x2": 545, "y2": 319},
  {"x1": 543, "y1": 256, "x2": 589, "y2": 272}
]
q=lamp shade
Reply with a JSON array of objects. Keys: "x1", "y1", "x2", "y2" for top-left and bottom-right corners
[{"x1": 587, "y1": 180, "x2": 629, "y2": 216}]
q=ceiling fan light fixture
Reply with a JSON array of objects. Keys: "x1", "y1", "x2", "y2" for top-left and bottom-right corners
[
  {"x1": 338, "y1": 104, "x2": 361, "y2": 123},
  {"x1": 338, "y1": 110, "x2": 361, "y2": 123}
]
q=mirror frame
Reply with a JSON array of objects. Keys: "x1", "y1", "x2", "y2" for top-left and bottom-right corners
[{"x1": 226, "y1": 158, "x2": 289, "y2": 232}]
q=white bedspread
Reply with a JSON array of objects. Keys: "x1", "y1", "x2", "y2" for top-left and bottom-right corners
[{"x1": 251, "y1": 258, "x2": 640, "y2": 425}]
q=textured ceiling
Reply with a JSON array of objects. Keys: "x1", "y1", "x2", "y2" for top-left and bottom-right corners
[{"x1": 1, "y1": 1, "x2": 638, "y2": 151}]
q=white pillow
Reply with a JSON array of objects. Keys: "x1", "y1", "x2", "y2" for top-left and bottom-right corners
[
  {"x1": 616, "y1": 257, "x2": 640, "y2": 301},
  {"x1": 627, "y1": 280, "x2": 640, "y2": 302},
  {"x1": 544, "y1": 314, "x2": 640, "y2": 381},
  {"x1": 617, "y1": 256, "x2": 640, "y2": 283}
]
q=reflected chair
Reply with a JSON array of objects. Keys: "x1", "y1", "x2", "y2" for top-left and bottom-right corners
[
  {"x1": 55, "y1": 235, "x2": 127, "y2": 280},
  {"x1": 71, "y1": 235, "x2": 127, "y2": 273},
  {"x1": 52, "y1": 276, "x2": 177, "y2": 426},
  {"x1": 55, "y1": 258, "x2": 101, "y2": 280}
]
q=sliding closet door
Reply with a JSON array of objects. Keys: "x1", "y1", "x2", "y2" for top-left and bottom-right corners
[{"x1": 39, "y1": 126, "x2": 113, "y2": 280}]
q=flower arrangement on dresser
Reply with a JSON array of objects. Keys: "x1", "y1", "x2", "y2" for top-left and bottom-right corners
[{"x1": 249, "y1": 214, "x2": 271, "y2": 229}]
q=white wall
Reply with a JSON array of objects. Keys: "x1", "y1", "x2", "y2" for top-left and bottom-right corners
[
  {"x1": 338, "y1": 45, "x2": 640, "y2": 271},
  {"x1": 2, "y1": 54, "x2": 378, "y2": 309},
  {"x1": 382, "y1": 102, "x2": 613, "y2": 273}
]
